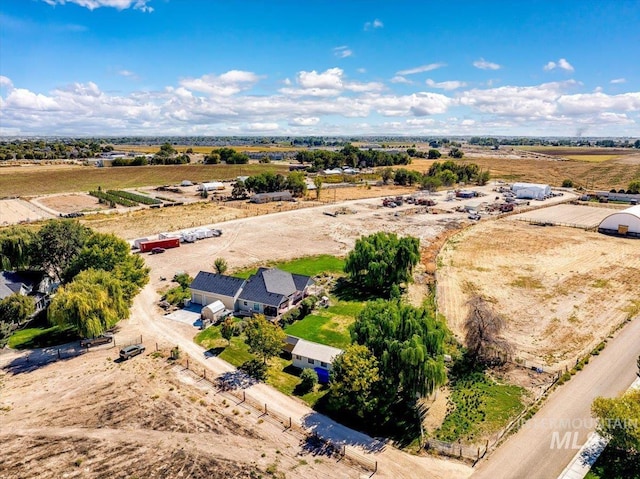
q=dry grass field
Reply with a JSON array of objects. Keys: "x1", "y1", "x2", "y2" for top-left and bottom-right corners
[
  {"x1": 437, "y1": 220, "x2": 640, "y2": 370},
  {"x1": 0, "y1": 163, "x2": 289, "y2": 198}
]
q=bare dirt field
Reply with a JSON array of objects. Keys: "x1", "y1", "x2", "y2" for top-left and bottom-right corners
[
  {"x1": 0, "y1": 346, "x2": 361, "y2": 479},
  {"x1": 35, "y1": 193, "x2": 110, "y2": 215},
  {"x1": 511, "y1": 204, "x2": 620, "y2": 229},
  {"x1": 0, "y1": 198, "x2": 54, "y2": 226},
  {"x1": 437, "y1": 220, "x2": 640, "y2": 370}
]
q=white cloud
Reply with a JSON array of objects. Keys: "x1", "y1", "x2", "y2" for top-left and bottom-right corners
[
  {"x1": 281, "y1": 68, "x2": 383, "y2": 97},
  {"x1": 0, "y1": 76, "x2": 13, "y2": 88},
  {"x1": 180, "y1": 70, "x2": 261, "y2": 96},
  {"x1": 42, "y1": 0, "x2": 153, "y2": 12},
  {"x1": 289, "y1": 117, "x2": 320, "y2": 126},
  {"x1": 364, "y1": 19, "x2": 383, "y2": 30},
  {"x1": 610, "y1": 78, "x2": 626, "y2": 84},
  {"x1": 356, "y1": 68, "x2": 366, "y2": 74},
  {"x1": 425, "y1": 79, "x2": 467, "y2": 91},
  {"x1": 390, "y1": 76, "x2": 412, "y2": 84},
  {"x1": 557, "y1": 91, "x2": 640, "y2": 114},
  {"x1": 118, "y1": 69, "x2": 138, "y2": 80},
  {"x1": 246, "y1": 122, "x2": 279, "y2": 131},
  {"x1": 544, "y1": 58, "x2": 574, "y2": 72},
  {"x1": 396, "y1": 63, "x2": 446, "y2": 76},
  {"x1": 333, "y1": 46, "x2": 353, "y2": 58},
  {"x1": 473, "y1": 58, "x2": 501, "y2": 70}
]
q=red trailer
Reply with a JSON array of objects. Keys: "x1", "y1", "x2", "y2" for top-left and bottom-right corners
[{"x1": 139, "y1": 237, "x2": 180, "y2": 253}]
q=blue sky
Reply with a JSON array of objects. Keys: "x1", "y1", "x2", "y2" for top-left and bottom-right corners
[{"x1": 0, "y1": 0, "x2": 638, "y2": 136}]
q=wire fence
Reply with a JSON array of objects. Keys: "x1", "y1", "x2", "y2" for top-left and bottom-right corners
[{"x1": 168, "y1": 349, "x2": 380, "y2": 476}]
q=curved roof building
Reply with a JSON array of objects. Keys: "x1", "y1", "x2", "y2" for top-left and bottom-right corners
[{"x1": 598, "y1": 205, "x2": 640, "y2": 237}]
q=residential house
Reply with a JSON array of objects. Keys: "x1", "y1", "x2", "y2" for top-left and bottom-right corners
[
  {"x1": 289, "y1": 336, "x2": 343, "y2": 377},
  {"x1": 189, "y1": 272, "x2": 245, "y2": 310}
]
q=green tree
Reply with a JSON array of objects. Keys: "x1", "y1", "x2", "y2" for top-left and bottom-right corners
[
  {"x1": 286, "y1": 171, "x2": 307, "y2": 197},
  {"x1": 352, "y1": 300, "x2": 447, "y2": 401},
  {"x1": 449, "y1": 147, "x2": 464, "y2": 159},
  {"x1": 214, "y1": 257, "x2": 228, "y2": 275},
  {"x1": 244, "y1": 314, "x2": 286, "y2": 364},
  {"x1": 628, "y1": 180, "x2": 640, "y2": 194},
  {"x1": 298, "y1": 368, "x2": 318, "y2": 394},
  {"x1": 476, "y1": 169, "x2": 491, "y2": 186},
  {"x1": 562, "y1": 179, "x2": 574, "y2": 188},
  {"x1": 313, "y1": 176, "x2": 323, "y2": 200},
  {"x1": 220, "y1": 317, "x2": 235, "y2": 345},
  {"x1": 49, "y1": 269, "x2": 129, "y2": 338},
  {"x1": 592, "y1": 389, "x2": 640, "y2": 453},
  {"x1": 231, "y1": 180, "x2": 247, "y2": 199},
  {"x1": 428, "y1": 149, "x2": 442, "y2": 159},
  {"x1": 327, "y1": 344, "x2": 381, "y2": 420},
  {"x1": 344, "y1": 232, "x2": 420, "y2": 296},
  {"x1": 420, "y1": 175, "x2": 442, "y2": 192},
  {"x1": 0, "y1": 226, "x2": 37, "y2": 270},
  {"x1": 35, "y1": 220, "x2": 90, "y2": 282},
  {"x1": 0, "y1": 294, "x2": 35, "y2": 325},
  {"x1": 438, "y1": 169, "x2": 457, "y2": 186},
  {"x1": 381, "y1": 167, "x2": 394, "y2": 185}
]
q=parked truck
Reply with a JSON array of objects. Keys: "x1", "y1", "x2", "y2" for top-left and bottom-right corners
[
  {"x1": 499, "y1": 203, "x2": 515, "y2": 213},
  {"x1": 139, "y1": 237, "x2": 180, "y2": 253}
]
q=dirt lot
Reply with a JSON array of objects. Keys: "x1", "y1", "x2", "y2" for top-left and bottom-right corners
[
  {"x1": 437, "y1": 220, "x2": 640, "y2": 370},
  {"x1": 0, "y1": 346, "x2": 360, "y2": 479},
  {"x1": 511, "y1": 204, "x2": 620, "y2": 229},
  {"x1": 0, "y1": 198, "x2": 54, "y2": 226},
  {"x1": 36, "y1": 194, "x2": 111, "y2": 215}
]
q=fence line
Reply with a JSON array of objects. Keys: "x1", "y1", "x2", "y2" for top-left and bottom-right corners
[{"x1": 170, "y1": 350, "x2": 379, "y2": 475}]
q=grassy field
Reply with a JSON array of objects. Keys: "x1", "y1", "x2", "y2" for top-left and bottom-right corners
[
  {"x1": 0, "y1": 163, "x2": 289, "y2": 198},
  {"x1": 8, "y1": 325, "x2": 78, "y2": 349},
  {"x1": 284, "y1": 301, "x2": 362, "y2": 349},
  {"x1": 435, "y1": 370, "x2": 526, "y2": 443},
  {"x1": 234, "y1": 254, "x2": 345, "y2": 279}
]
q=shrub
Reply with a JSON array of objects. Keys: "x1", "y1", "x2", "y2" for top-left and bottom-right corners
[
  {"x1": 298, "y1": 368, "x2": 318, "y2": 394},
  {"x1": 562, "y1": 179, "x2": 574, "y2": 188}
]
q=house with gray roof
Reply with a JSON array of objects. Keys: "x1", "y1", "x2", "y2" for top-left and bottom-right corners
[
  {"x1": 189, "y1": 272, "x2": 246, "y2": 310},
  {"x1": 237, "y1": 268, "x2": 313, "y2": 318}
]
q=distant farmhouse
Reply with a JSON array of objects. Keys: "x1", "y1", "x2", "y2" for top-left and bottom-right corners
[
  {"x1": 190, "y1": 267, "x2": 314, "y2": 319},
  {"x1": 0, "y1": 271, "x2": 54, "y2": 318}
]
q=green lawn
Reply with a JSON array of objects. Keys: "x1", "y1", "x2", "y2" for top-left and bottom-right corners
[
  {"x1": 436, "y1": 371, "x2": 526, "y2": 443},
  {"x1": 234, "y1": 254, "x2": 345, "y2": 279},
  {"x1": 284, "y1": 300, "x2": 362, "y2": 349},
  {"x1": 8, "y1": 325, "x2": 79, "y2": 349},
  {"x1": 194, "y1": 325, "x2": 328, "y2": 406}
]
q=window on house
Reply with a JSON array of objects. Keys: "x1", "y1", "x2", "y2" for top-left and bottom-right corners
[
  {"x1": 243, "y1": 301, "x2": 247, "y2": 306},
  {"x1": 320, "y1": 362, "x2": 327, "y2": 368},
  {"x1": 253, "y1": 303, "x2": 260, "y2": 311},
  {"x1": 308, "y1": 358, "x2": 314, "y2": 364},
  {"x1": 295, "y1": 355, "x2": 301, "y2": 360}
]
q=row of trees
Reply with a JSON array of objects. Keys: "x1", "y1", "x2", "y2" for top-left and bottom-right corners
[
  {"x1": 240, "y1": 171, "x2": 307, "y2": 197},
  {"x1": 204, "y1": 147, "x2": 250, "y2": 165},
  {"x1": 295, "y1": 144, "x2": 411, "y2": 170},
  {"x1": 0, "y1": 220, "x2": 149, "y2": 339}
]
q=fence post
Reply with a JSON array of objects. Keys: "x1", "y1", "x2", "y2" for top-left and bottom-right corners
[
  {"x1": 288, "y1": 417, "x2": 292, "y2": 429},
  {"x1": 242, "y1": 391, "x2": 246, "y2": 403},
  {"x1": 57, "y1": 349, "x2": 61, "y2": 359},
  {"x1": 156, "y1": 343, "x2": 158, "y2": 351},
  {"x1": 203, "y1": 369, "x2": 206, "y2": 380},
  {"x1": 264, "y1": 403, "x2": 268, "y2": 414},
  {"x1": 374, "y1": 461, "x2": 377, "y2": 473},
  {"x1": 187, "y1": 359, "x2": 189, "y2": 370}
]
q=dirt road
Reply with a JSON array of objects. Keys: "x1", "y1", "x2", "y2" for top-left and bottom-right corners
[{"x1": 471, "y1": 315, "x2": 640, "y2": 479}]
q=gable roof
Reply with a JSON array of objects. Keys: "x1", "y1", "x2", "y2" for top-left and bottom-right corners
[
  {"x1": 0, "y1": 271, "x2": 33, "y2": 300},
  {"x1": 239, "y1": 268, "x2": 313, "y2": 308},
  {"x1": 190, "y1": 272, "x2": 245, "y2": 297},
  {"x1": 291, "y1": 338, "x2": 343, "y2": 364}
]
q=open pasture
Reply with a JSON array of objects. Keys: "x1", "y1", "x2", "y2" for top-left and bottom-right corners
[{"x1": 0, "y1": 198, "x2": 54, "y2": 225}]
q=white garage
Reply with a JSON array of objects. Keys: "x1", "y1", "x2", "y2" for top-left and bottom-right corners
[
  {"x1": 598, "y1": 205, "x2": 640, "y2": 238},
  {"x1": 512, "y1": 182, "x2": 551, "y2": 200}
]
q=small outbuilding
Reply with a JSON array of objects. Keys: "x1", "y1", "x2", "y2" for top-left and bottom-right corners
[
  {"x1": 290, "y1": 338, "x2": 343, "y2": 372},
  {"x1": 598, "y1": 205, "x2": 640, "y2": 237},
  {"x1": 249, "y1": 191, "x2": 293, "y2": 203},
  {"x1": 198, "y1": 182, "x2": 225, "y2": 191},
  {"x1": 201, "y1": 300, "x2": 225, "y2": 322}
]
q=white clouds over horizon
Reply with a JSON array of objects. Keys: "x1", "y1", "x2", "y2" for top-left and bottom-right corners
[
  {"x1": 544, "y1": 58, "x2": 574, "y2": 72},
  {"x1": 333, "y1": 46, "x2": 353, "y2": 58},
  {"x1": 473, "y1": 58, "x2": 501, "y2": 70},
  {"x1": 43, "y1": 0, "x2": 153, "y2": 12},
  {"x1": 610, "y1": 78, "x2": 626, "y2": 84},
  {"x1": 0, "y1": 72, "x2": 638, "y2": 136},
  {"x1": 364, "y1": 19, "x2": 383, "y2": 30},
  {"x1": 396, "y1": 63, "x2": 446, "y2": 76}
]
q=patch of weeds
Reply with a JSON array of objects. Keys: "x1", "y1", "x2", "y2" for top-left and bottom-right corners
[
  {"x1": 510, "y1": 276, "x2": 544, "y2": 289},
  {"x1": 591, "y1": 279, "x2": 609, "y2": 288}
]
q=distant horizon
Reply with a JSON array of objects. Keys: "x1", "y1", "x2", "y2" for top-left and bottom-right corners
[{"x1": 1, "y1": 1, "x2": 639, "y2": 136}]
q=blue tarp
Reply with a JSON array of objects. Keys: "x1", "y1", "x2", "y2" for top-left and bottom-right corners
[{"x1": 314, "y1": 367, "x2": 330, "y2": 384}]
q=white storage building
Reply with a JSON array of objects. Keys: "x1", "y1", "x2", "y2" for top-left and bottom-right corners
[
  {"x1": 198, "y1": 182, "x2": 225, "y2": 191},
  {"x1": 598, "y1": 205, "x2": 640, "y2": 237},
  {"x1": 511, "y1": 183, "x2": 551, "y2": 200},
  {"x1": 201, "y1": 300, "x2": 225, "y2": 322}
]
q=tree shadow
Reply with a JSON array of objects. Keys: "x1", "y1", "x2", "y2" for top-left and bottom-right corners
[
  {"x1": 215, "y1": 370, "x2": 257, "y2": 390},
  {"x1": 331, "y1": 277, "x2": 381, "y2": 302},
  {"x1": 1, "y1": 343, "x2": 86, "y2": 375},
  {"x1": 204, "y1": 347, "x2": 225, "y2": 358}
]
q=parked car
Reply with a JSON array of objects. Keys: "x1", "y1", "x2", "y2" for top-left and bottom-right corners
[
  {"x1": 150, "y1": 247, "x2": 165, "y2": 254},
  {"x1": 80, "y1": 333, "x2": 114, "y2": 348},
  {"x1": 468, "y1": 213, "x2": 481, "y2": 220},
  {"x1": 119, "y1": 344, "x2": 145, "y2": 360}
]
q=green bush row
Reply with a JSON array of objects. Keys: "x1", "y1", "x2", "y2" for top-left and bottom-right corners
[
  {"x1": 107, "y1": 190, "x2": 162, "y2": 205},
  {"x1": 89, "y1": 190, "x2": 136, "y2": 207}
]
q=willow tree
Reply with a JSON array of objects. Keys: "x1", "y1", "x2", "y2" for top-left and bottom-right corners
[
  {"x1": 49, "y1": 269, "x2": 129, "y2": 338},
  {"x1": 352, "y1": 300, "x2": 447, "y2": 402},
  {"x1": 0, "y1": 226, "x2": 37, "y2": 270},
  {"x1": 344, "y1": 232, "x2": 420, "y2": 296}
]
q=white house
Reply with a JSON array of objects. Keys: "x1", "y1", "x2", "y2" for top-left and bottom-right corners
[
  {"x1": 290, "y1": 338, "x2": 343, "y2": 372},
  {"x1": 511, "y1": 182, "x2": 551, "y2": 200}
]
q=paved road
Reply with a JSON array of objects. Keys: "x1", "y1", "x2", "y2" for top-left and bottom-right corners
[{"x1": 472, "y1": 316, "x2": 640, "y2": 479}]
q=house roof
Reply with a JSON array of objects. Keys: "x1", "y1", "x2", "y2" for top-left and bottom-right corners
[
  {"x1": 291, "y1": 338, "x2": 343, "y2": 365},
  {"x1": 190, "y1": 272, "x2": 245, "y2": 297},
  {"x1": 0, "y1": 271, "x2": 33, "y2": 300},
  {"x1": 239, "y1": 268, "x2": 313, "y2": 308},
  {"x1": 202, "y1": 300, "x2": 225, "y2": 314}
]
